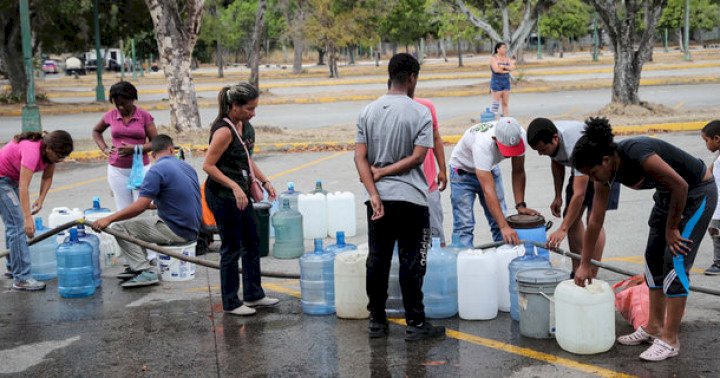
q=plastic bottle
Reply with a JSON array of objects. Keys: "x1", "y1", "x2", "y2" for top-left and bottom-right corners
[
  {"x1": 335, "y1": 244, "x2": 369, "y2": 319},
  {"x1": 445, "y1": 233, "x2": 468, "y2": 255},
  {"x1": 49, "y1": 207, "x2": 83, "y2": 244},
  {"x1": 271, "y1": 198, "x2": 304, "y2": 259},
  {"x1": 495, "y1": 244, "x2": 521, "y2": 312},
  {"x1": 67, "y1": 225, "x2": 101, "y2": 287},
  {"x1": 326, "y1": 192, "x2": 356, "y2": 237},
  {"x1": 83, "y1": 197, "x2": 121, "y2": 267},
  {"x1": 56, "y1": 228, "x2": 95, "y2": 298},
  {"x1": 509, "y1": 246, "x2": 552, "y2": 321},
  {"x1": 386, "y1": 243, "x2": 404, "y2": 318},
  {"x1": 325, "y1": 231, "x2": 357, "y2": 254},
  {"x1": 279, "y1": 182, "x2": 302, "y2": 211},
  {"x1": 300, "y1": 239, "x2": 335, "y2": 315},
  {"x1": 480, "y1": 107, "x2": 496, "y2": 123},
  {"x1": 312, "y1": 179, "x2": 328, "y2": 195},
  {"x1": 555, "y1": 279, "x2": 615, "y2": 354},
  {"x1": 29, "y1": 217, "x2": 58, "y2": 281},
  {"x1": 457, "y1": 248, "x2": 498, "y2": 320},
  {"x1": 422, "y1": 237, "x2": 459, "y2": 319},
  {"x1": 297, "y1": 193, "x2": 327, "y2": 239}
]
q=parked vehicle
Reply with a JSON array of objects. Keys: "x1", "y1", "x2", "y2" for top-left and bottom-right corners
[
  {"x1": 41, "y1": 59, "x2": 58, "y2": 74},
  {"x1": 64, "y1": 57, "x2": 86, "y2": 76}
]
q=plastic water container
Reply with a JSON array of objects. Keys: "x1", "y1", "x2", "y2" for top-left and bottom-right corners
[
  {"x1": 272, "y1": 198, "x2": 304, "y2": 259},
  {"x1": 509, "y1": 247, "x2": 552, "y2": 321},
  {"x1": 158, "y1": 242, "x2": 197, "y2": 281},
  {"x1": 386, "y1": 244, "x2": 404, "y2": 318},
  {"x1": 49, "y1": 207, "x2": 83, "y2": 244},
  {"x1": 496, "y1": 244, "x2": 521, "y2": 312},
  {"x1": 325, "y1": 231, "x2": 357, "y2": 254},
  {"x1": 67, "y1": 225, "x2": 101, "y2": 288},
  {"x1": 335, "y1": 244, "x2": 369, "y2": 319},
  {"x1": 480, "y1": 107, "x2": 495, "y2": 123},
  {"x1": 83, "y1": 199, "x2": 122, "y2": 267},
  {"x1": 507, "y1": 214, "x2": 549, "y2": 259},
  {"x1": 516, "y1": 268, "x2": 568, "y2": 339},
  {"x1": 457, "y1": 248, "x2": 498, "y2": 320},
  {"x1": 555, "y1": 279, "x2": 615, "y2": 354},
  {"x1": 445, "y1": 233, "x2": 468, "y2": 255},
  {"x1": 423, "y1": 237, "x2": 458, "y2": 319},
  {"x1": 298, "y1": 193, "x2": 327, "y2": 239},
  {"x1": 300, "y1": 239, "x2": 335, "y2": 315},
  {"x1": 279, "y1": 182, "x2": 302, "y2": 211},
  {"x1": 312, "y1": 179, "x2": 328, "y2": 195},
  {"x1": 326, "y1": 192, "x2": 356, "y2": 237},
  {"x1": 29, "y1": 217, "x2": 58, "y2": 281},
  {"x1": 56, "y1": 228, "x2": 95, "y2": 298}
]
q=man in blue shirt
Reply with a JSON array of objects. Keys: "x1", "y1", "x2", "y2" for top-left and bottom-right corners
[{"x1": 92, "y1": 134, "x2": 201, "y2": 288}]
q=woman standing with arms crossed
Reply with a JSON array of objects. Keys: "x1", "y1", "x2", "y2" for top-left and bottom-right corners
[
  {"x1": 489, "y1": 42, "x2": 515, "y2": 117},
  {"x1": 203, "y1": 83, "x2": 279, "y2": 316},
  {"x1": 1, "y1": 131, "x2": 73, "y2": 291},
  {"x1": 92, "y1": 81, "x2": 157, "y2": 211}
]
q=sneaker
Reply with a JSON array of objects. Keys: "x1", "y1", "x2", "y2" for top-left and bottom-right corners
[
  {"x1": 405, "y1": 322, "x2": 446, "y2": 341},
  {"x1": 225, "y1": 305, "x2": 256, "y2": 316},
  {"x1": 368, "y1": 320, "x2": 389, "y2": 338},
  {"x1": 3, "y1": 272, "x2": 12, "y2": 279},
  {"x1": 120, "y1": 271, "x2": 159, "y2": 288},
  {"x1": 12, "y1": 278, "x2": 46, "y2": 291},
  {"x1": 617, "y1": 326, "x2": 656, "y2": 346},
  {"x1": 704, "y1": 263, "x2": 720, "y2": 276},
  {"x1": 116, "y1": 267, "x2": 139, "y2": 280},
  {"x1": 244, "y1": 297, "x2": 280, "y2": 308},
  {"x1": 639, "y1": 339, "x2": 679, "y2": 362}
]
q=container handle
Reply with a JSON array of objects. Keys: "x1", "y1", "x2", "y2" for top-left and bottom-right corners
[
  {"x1": 545, "y1": 221, "x2": 553, "y2": 231},
  {"x1": 539, "y1": 291, "x2": 555, "y2": 303}
]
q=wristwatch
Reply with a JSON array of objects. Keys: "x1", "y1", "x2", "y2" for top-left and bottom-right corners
[{"x1": 515, "y1": 201, "x2": 527, "y2": 210}]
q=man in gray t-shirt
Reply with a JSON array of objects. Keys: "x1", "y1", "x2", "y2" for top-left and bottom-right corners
[{"x1": 354, "y1": 53, "x2": 444, "y2": 341}]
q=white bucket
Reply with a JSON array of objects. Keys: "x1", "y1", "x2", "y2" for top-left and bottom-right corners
[{"x1": 157, "y1": 242, "x2": 197, "y2": 282}]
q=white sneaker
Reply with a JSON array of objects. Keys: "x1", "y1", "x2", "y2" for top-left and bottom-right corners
[
  {"x1": 12, "y1": 278, "x2": 46, "y2": 291},
  {"x1": 225, "y1": 305, "x2": 256, "y2": 316},
  {"x1": 244, "y1": 297, "x2": 280, "y2": 308}
]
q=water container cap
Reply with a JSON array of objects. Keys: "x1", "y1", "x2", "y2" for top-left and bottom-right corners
[
  {"x1": 34, "y1": 217, "x2": 43, "y2": 229},
  {"x1": 335, "y1": 231, "x2": 346, "y2": 246},
  {"x1": 313, "y1": 238, "x2": 324, "y2": 254},
  {"x1": 287, "y1": 182, "x2": 295, "y2": 192},
  {"x1": 506, "y1": 214, "x2": 546, "y2": 229},
  {"x1": 69, "y1": 228, "x2": 79, "y2": 242},
  {"x1": 516, "y1": 268, "x2": 568, "y2": 284},
  {"x1": 432, "y1": 237, "x2": 441, "y2": 248}
]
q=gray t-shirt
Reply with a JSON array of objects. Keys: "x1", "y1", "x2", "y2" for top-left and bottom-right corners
[
  {"x1": 551, "y1": 120, "x2": 585, "y2": 176},
  {"x1": 355, "y1": 94, "x2": 434, "y2": 206}
]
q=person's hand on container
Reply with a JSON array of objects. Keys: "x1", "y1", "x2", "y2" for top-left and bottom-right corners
[
  {"x1": 517, "y1": 206, "x2": 540, "y2": 216},
  {"x1": 263, "y1": 181, "x2": 277, "y2": 201},
  {"x1": 574, "y1": 262, "x2": 593, "y2": 287},
  {"x1": 24, "y1": 215, "x2": 35, "y2": 239},
  {"x1": 500, "y1": 225, "x2": 520, "y2": 245},
  {"x1": 91, "y1": 217, "x2": 111, "y2": 232}
]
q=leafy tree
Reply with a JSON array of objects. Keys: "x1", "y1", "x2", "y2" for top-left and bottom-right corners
[
  {"x1": 381, "y1": 0, "x2": 433, "y2": 49},
  {"x1": 539, "y1": 0, "x2": 592, "y2": 57},
  {"x1": 427, "y1": 0, "x2": 478, "y2": 66},
  {"x1": 278, "y1": 0, "x2": 310, "y2": 74},
  {"x1": 659, "y1": 0, "x2": 720, "y2": 50}
]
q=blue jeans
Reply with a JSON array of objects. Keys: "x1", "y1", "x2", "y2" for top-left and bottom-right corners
[
  {"x1": 0, "y1": 177, "x2": 31, "y2": 281},
  {"x1": 450, "y1": 165, "x2": 507, "y2": 246}
]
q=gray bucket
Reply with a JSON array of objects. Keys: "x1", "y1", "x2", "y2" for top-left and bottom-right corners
[{"x1": 516, "y1": 268, "x2": 569, "y2": 339}]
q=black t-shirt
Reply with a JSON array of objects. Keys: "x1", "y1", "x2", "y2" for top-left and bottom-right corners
[
  {"x1": 616, "y1": 137, "x2": 706, "y2": 190},
  {"x1": 206, "y1": 119, "x2": 252, "y2": 198}
]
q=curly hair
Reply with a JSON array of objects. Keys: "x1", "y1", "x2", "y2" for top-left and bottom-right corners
[{"x1": 571, "y1": 117, "x2": 616, "y2": 171}]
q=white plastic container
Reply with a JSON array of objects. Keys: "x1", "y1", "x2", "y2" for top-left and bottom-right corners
[
  {"x1": 298, "y1": 193, "x2": 328, "y2": 239},
  {"x1": 554, "y1": 279, "x2": 615, "y2": 354},
  {"x1": 83, "y1": 211, "x2": 123, "y2": 267},
  {"x1": 157, "y1": 242, "x2": 197, "y2": 282},
  {"x1": 496, "y1": 244, "x2": 521, "y2": 312},
  {"x1": 334, "y1": 245, "x2": 369, "y2": 319},
  {"x1": 326, "y1": 192, "x2": 356, "y2": 237},
  {"x1": 457, "y1": 248, "x2": 498, "y2": 320},
  {"x1": 48, "y1": 207, "x2": 84, "y2": 244}
]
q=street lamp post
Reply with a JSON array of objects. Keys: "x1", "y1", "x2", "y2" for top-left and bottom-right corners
[
  {"x1": 684, "y1": 0, "x2": 691, "y2": 61},
  {"x1": 131, "y1": 38, "x2": 137, "y2": 80},
  {"x1": 664, "y1": 28, "x2": 669, "y2": 53},
  {"x1": 19, "y1": 0, "x2": 41, "y2": 132},
  {"x1": 93, "y1": 0, "x2": 106, "y2": 101}
]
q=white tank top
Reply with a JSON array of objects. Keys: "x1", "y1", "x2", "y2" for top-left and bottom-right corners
[{"x1": 713, "y1": 155, "x2": 720, "y2": 219}]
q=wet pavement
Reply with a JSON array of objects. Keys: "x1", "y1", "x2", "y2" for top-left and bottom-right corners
[{"x1": 1, "y1": 132, "x2": 720, "y2": 376}]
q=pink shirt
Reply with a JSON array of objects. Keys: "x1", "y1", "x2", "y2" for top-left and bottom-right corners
[
  {"x1": 415, "y1": 98, "x2": 440, "y2": 193},
  {"x1": 104, "y1": 107, "x2": 154, "y2": 168},
  {"x1": 0, "y1": 140, "x2": 48, "y2": 182}
]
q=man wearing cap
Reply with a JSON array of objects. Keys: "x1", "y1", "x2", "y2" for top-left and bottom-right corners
[{"x1": 449, "y1": 117, "x2": 539, "y2": 246}]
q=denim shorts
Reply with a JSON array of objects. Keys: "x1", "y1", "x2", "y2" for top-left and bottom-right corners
[{"x1": 490, "y1": 77, "x2": 511, "y2": 92}]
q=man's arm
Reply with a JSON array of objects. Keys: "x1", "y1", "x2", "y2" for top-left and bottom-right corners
[
  {"x1": 574, "y1": 182, "x2": 610, "y2": 286},
  {"x1": 371, "y1": 145, "x2": 429, "y2": 181},
  {"x1": 510, "y1": 155, "x2": 539, "y2": 215},
  {"x1": 432, "y1": 127, "x2": 448, "y2": 191},
  {"x1": 354, "y1": 143, "x2": 384, "y2": 220},
  {"x1": 550, "y1": 161, "x2": 565, "y2": 217},
  {"x1": 477, "y1": 169, "x2": 519, "y2": 244},
  {"x1": 91, "y1": 197, "x2": 152, "y2": 231},
  {"x1": 548, "y1": 174, "x2": 588, "y2": 248}
]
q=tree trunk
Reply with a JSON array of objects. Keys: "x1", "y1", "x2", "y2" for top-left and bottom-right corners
[
  {"x1": 282, "y1": 42, "x2": 288, "y2": 63},
  {"x1": 457, "y1": 38, "x2": 463, "y2": 67},
  {"x1": 316, "y1": 47, "x2": 325, "y2": 65},
  {"x1": 439, "y1": 39, "x2": 448, "y2": 62},
  {"x1": 348, "y1": 44, "x2": 355, "y2": 65},
  {"x1": 292, "y1": 37, "x2": 304, "y2": 73},
  {"x1": 327, "y1": 43, "x2": 338, "y2": 78},
  {"x1": 0, "y1": 4, "x2": 26, "y2": 99},
  {"x1": 677, "y1": 28, "x2": 684, "y2": 52},
  {"x1": 375, "y1": 42, "x2": 381, "y2": 66},
  {"x1": 249, "y1": 0, "x2": 266, "y2": 90},
  {"x1": 216, "y1": 39, "x2": 224, "y2": 78},
  {"x1": 611, "y1": 49, "x2": 642, "y2": 104},
  {"x1": 145, "y1": 0, "x2": 204, "y2": 131}
]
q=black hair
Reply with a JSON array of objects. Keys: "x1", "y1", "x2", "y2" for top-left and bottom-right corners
[
  {"x1": 527, "y1": 118, "x2": 558, "y2": 147},
  {"x1": 109, "y1": 81, "x2": 138, "y2": 103},
  {"x1": 571, "y1": 117, "x2": 616, "y2": 171},
  {"x1": 494, "y1": 42, "x2": 507, "y2": 55},
  {"x1": 702, "y1": 120, "x2": 720, "y2": 138},
  {"x1": 213, "y1": 82, "x2": 259, "y2": 126},
  {"x1": 14, "y1": 131, "x2": 74, "y2": 159},
  {"x1": 151, "y1": 134, "x2": 174, "y2": 152},
  {"x1": 388, "y1": 53, "x2": 420, "y2": 86}
]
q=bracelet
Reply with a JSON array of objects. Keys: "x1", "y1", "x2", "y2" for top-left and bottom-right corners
[{"x1": 515, "y1": 201, "x2": 527, "y2": 210}]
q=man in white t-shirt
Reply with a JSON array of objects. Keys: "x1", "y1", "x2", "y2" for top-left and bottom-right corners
[{"x1": 449, "y1": 117, "x2": 539, "y2": 246}]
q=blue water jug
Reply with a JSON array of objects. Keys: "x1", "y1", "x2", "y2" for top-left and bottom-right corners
[
  {"x1": 325, "y1": 231, "x2": 357, "y2": 254},
  {"x1": 29, "y1": 217, "x2": 58, "y2": 281},
  {"x1": 300, "y1": 239, "x2": 335, "y2": 315},
  {"x1": 271, "y1": 199, "x2": 304, "y2": 259},
  {"x1": 509, "y1": 247, "x2": 552, "y2": 321},
  {"x1": 445, "y1": 232, "x2": 469, "y2": 255},
  {"x1": 84, "y1": 196, "x2": 112, "y2": 216},
  {"x1": 480, "y1": 107, "x2": 495, "y2": 123},
  {"x1": 507, "y1": 214, "x2": 549, "y2": 259},
  {"x1": 279, "y1": 182, "x2": 302, "y2": 211},
  {"x1": 70, "y1": 224, "x2": 101, "y2": 287},
  {"x1": 422, "y1": 237, "x2": 459, "y2": 319},
  {"x1": 312, "y1": 179, "x2": 328, "y2": 195},
  {"x1": 56, "y1": 228, "x2": 95, "y2": 298},
  {"x1": 386, "y1": 243, "x2": 404, "y2": 318}
]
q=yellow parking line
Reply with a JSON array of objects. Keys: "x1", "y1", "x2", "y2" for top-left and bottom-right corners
[
  {"x1": 673, "y1": 100, "x2": 686, "y2": 110},
  {"x1": 31, "y1": 176, "x2": 107, "y2": 198},
  {"x1": 267, "y1": 151, "x2": 349, "y2": 181},
  {"x1": 603, "y1": 255, "x2": 704, "y2": 274}
]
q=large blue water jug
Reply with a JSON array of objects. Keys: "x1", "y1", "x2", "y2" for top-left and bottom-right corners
[
  {"x1": 445, "y1": 232, "x2": 470, "y2": 255},
  {"x1": 300, "y1": 239, "x2": 335, "y2": 315},
  {"x1": 84, "y1": 196, "x2": 112, "y2": 216},
  {"x1": 279, "y1": 182, "x2": 302, "y2": 211},
  {"x1": 509, "y1": 247, "x2": 552, "y2": 321},
  {"x1": 423, "y1": 237, "x2": 459, "y2": 318},
  {"x1": 507, "y1": 214, "x2": 549, "y2": 259},
  {"x1": 386, "y1": 243, "x2": 404, "y2": 318},
  {"x1": 480, "y1": 107, "x2": 495, "y2": 123},
  {"x1": 72, "y1": 224, "x2": 101, "y2": 287},
  {"x1": 56, "y1": 228, "x2": 95, "y2": 298},
  {"x1": 29, "y1": 217, "x2": 58, "y2": 281},
  {"x1": 325, "y1": 231, "x2": 357, "y2": 254},
  {"x1": 271, "y1": 199, "x2": 304, "y2": 259}
]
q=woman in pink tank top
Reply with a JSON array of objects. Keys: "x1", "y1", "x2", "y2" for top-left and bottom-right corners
[{"x1": 92, "y1": 81, "x2": 157, "y2": 211}]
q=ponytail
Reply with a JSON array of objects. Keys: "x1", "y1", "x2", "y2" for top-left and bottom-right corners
[
  {"x1": 571, "y1": 117, "x2": 617, "y2": 171},
  {"x1": 212, "y1": 82, "x2": 259, "y2": 126},
  {"x1": 13, "y1": 131, "x2": 44, "y2": 142}
]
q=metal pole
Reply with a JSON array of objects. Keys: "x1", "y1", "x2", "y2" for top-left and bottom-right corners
[
  {"x1": 131, "y1": 38, "x2": 137, "y2": 80},
  {"x1": 664, "y1": 28, "x2": 669, "y2": 52},
  {"x1": 19, "y1": 0, "x2": 41, "y2": 132},
  {"x1": 536, "y1": 11, "x2": 542, "y2": 59},
  {"x1": 684, "y1": 0, "x2": 691, "y2": 61},
  {"x1": 93, "y1": 0, "x2": 106, "y2": 101},
  {"x1": 119, "y1": 39, "x2": 125, "y2": 80},
  {"x1": 592, "y1": 13, "x2": 599, "y2": 62}
]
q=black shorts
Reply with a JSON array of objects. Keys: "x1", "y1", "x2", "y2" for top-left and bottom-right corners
[
  {"x1": 563, "y1": 175, "x2": 621, "y2": 216},
  {"x1": 644, "y1": 179, "x2": 717, "y2": 296}
]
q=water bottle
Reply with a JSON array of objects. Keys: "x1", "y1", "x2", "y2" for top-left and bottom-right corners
[
  {"x1": 325, "y1": 231, "x2": 357, "y2": 254},
  {"x1": 300, "y1": 239, "x2": 335, "y2": 315},
  {"x1": 67, "y1": 225, "x2": 101, "y2": 287},
  {"x1": 279, "y1": 182, "x2": 302, "y2": 211},
  {"x1": 386, "y1": 243, "x2": 404, "y2": 318},
  {"x1": 56, "y1": 228, "x2": 95, "y2": 298},
  {"x1": 312, "y1": 179, "x2": 328, "y2": 195},
  {"x1": 445, "y1": 232, "x2": 468, "y2": 255},
  {"x1": 84, "y1": 196, "x2": 112, "y2": 217},
  {"x1": 422, "y1": 237, "x2": 459, "y2": 319},
  {"x1": 29, "y1": 217, "x2": 58, "y2": 281},
  {"x1": 480, "y1": 107, "x2": 496, "y2": 123},
  {"x1": 271, "y1": 199, "x2": 304, "y2": 259},
  {"x1": 509, "y1": 246, "x2": 552, "y2": 321}
]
